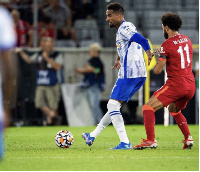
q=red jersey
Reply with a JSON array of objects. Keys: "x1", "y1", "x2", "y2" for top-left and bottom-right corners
[
  {"x1": 159, "y1": 34, "x2": 194, "y2": 81},
  {"x1": 154, "y1": 34, "x2": 196, "y2": 109}
]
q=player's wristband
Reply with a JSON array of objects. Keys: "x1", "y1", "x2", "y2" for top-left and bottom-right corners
[
  {"x1": 158, "y1": 58, "x2": 167, "y2": 61},
  {"x1": 130, "y1": 33, "x2": 150, "y2": 51},
  {"x1": 158, "y1": 55, "x2": 167, "y2": 61}
]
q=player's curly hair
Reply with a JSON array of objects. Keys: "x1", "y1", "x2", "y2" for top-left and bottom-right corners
[
  {"x1": 107, "y1": 2, "x2": 124, "y2": 15},
  {"x1": 161, "y1": 12, "x2": 182, "y2": 31}
]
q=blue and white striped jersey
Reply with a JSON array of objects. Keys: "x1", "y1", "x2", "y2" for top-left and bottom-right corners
[{"x1": 116, "y1": 20, "x2": 147, "y2": 79}]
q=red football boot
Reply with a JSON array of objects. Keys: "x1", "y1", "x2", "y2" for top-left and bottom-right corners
[
  {"x1": 182, "y1": 136, "x2": 193, "y2": 149},
  {"x1": 133, "y1": 138, "x2": 158, "y2": 150}
]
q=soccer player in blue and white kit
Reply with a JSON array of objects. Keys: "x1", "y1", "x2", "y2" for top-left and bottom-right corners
[
  {"x1": 0, "y1": 6, "x2": 17, "y2": 159},
  {"x1": 82, "y1": 2, "x2": 155, "y2": 149}
]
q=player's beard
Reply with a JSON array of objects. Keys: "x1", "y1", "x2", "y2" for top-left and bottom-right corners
[
  {"x1": 109, "y1": 24, "x2": 115, "y2": 28},
  {"x1": 164, "y1": 30, "x2": 168, "y2": 39},
  {"x1": 108, "y1": 22, "x2": 115, "y2": 28}
]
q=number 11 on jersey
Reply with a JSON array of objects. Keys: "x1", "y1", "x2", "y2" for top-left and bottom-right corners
[{"x1": 177, "y1": 44, "x2": 190, "y2": 69}]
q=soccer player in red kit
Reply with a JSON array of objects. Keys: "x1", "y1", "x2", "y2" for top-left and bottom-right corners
[{"x1": 134, "y1": 12, "x2": 195, "y2": 150}]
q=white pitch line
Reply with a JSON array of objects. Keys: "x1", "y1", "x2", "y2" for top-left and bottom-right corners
[{"x1": 7, "y1": 156, "x2": 198, "y2": 159}]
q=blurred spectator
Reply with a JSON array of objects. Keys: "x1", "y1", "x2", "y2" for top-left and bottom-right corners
[
  {"x1": 80, "y1": 0, "x2": 95, "y2": 19},
  {"x1": 64, "y1": 0, "x2": 81, "y2": 24},
  {"x1": 44, "y1": 0, "x2": 76, "y2": 44},
  {"x1": 22, "y1": 2, "x2": 45, "y2": 25},
  {"x1": 11, "y1": 9, "x2": 29, "y2": 47},
  {"x1": 28, "y1": 15, "x2": 55, "y2": 47},
  {"x1": 75, "y1": 43, "x2": 105, "y2": 124},
  {"x1": 16, "y1": 37, "x2": 63, "y2": 125},
  {"x1": 195, "y1": 60, "x2": 199, "y2": 124},
  {"x1": 40, "y1": 0, "x2": 50, "y2": 10}
]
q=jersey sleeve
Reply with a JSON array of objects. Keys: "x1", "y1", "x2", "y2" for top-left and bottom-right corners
[
  {"x1": 0, "y1": 7, "x2": 16, "y2": 50},
  {"x1": 159, "y1": 42, "x2": 169, "y2": 61},
  {"x1": 120, "y1": 23, "x2": 137, "y2": 40}
]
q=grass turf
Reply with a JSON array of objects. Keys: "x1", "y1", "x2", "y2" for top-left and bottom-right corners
[{"x1": 0, "y1": 125, "x2": 199, "y2": 171}]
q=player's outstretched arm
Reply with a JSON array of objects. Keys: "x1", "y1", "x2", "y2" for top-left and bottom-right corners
[{"x1": 130, "y1": 33, "x2": 155, "y2": 66}]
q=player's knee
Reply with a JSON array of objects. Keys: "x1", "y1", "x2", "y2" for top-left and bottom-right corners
[
  {"x1": 168, "y1": 103, "x2": 179, "y2": 113},
  {"x1": 142, "y1": 104, "x2": 155, "y2": 112},
  {"x1": 107, "y1": 99, "x2": 121, "y2": 111}
]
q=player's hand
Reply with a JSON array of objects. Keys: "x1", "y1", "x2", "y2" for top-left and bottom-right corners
[
  {"x1": 156, "y1": 47, "x2": 161, "y2": 56},
  {"x1": 112, "y1": 60, "x2": 121, "y2": 70},
  {"x1": 146, "y1": 49, "x2": 156, "y2": 66}
]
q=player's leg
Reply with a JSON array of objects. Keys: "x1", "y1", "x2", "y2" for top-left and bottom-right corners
[
  {"x1": 109, "y1": 77, "x2": 146, "y2": 149},
  {"x1": 82, "y1": 85, "x2": 113, "y2": 146},
  {"x1": 108, "y1": 99, "x2": 132, "y2": 149},
  {"x1": 82, "y1": 110, "x2": 111, "y2": 146},
  {"x1": 168, "y1": 103, "x2": 191, "y2": 139},
  {"x1": 133, "y1": 95, "x2": 164, "y2": 150},
  {"x1": 83, "y1": 99, "x2": 129, "y2": 148},
  {"x1": 169, "y1": 101, "x2": 194, "y2": 149}
]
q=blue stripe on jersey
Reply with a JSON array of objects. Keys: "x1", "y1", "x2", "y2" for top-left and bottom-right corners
[
  {"x1": 110, "y1": 113, "x2": 121, "y2": 116},
  {"x1": 109, "y1": 111, "x2": 120, "y2": 115},
  {"x1": 124, "y1": 41, "x2": 132, "y2": 79}
]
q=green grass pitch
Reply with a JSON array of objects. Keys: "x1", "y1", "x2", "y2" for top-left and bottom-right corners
[{"x1": 0, "y1": 125, "x2": 199, "y2": 171}]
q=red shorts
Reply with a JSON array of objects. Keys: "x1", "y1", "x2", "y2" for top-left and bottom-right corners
[{"x1": 153, "y1": 78, "x2": 196, "y2": 110}]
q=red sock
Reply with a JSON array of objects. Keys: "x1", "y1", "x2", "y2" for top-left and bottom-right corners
[
  {"x1": 171, "y1": 111, "x2": 190, "y2": 140},
  {"x1": 142, "y1": 105, "x2": 155, "y2": 141}
]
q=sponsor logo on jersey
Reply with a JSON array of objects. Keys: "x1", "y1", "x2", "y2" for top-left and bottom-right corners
[{"x1": 160, "y1": 47, "x2": 165, "y2": 53}]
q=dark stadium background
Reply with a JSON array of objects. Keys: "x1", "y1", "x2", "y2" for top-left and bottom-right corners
[{"x1": 3, "y1": 0, "x2": 198, "y2": 126}]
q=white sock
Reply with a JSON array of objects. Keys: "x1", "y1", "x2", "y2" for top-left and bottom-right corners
[
  {"x1": 90, "y1": 112, "x2": 111, "y2": 138},
  {"x1": 108, "y1": 100, "x2": 129, "y2": 144}
]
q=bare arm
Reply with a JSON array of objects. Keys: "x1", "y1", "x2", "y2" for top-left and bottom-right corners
[
  {"x1": 42, "y1": 51, "x2": 62, "y2": 71},
  {"x1": 0, "y1": 50, "x2": 17, "y2": 127},
  {"x1": 154, "y1": 48, "x2": 167, "y2": 74},
  {"x1": 16, "y1": 48, "x2": 32, "y2": 64},
  {"x1": 75, "y1": 64, "x2": 95, "y2": 74},
  {"x1": 154, "y1": 59, "x2": 166, "y2": 74}
]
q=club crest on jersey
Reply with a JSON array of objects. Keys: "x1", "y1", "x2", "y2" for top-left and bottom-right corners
[{"x1": 160, "y1": 47, "x2": 165, "y2": 53}]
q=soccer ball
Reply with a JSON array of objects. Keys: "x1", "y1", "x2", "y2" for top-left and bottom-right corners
[{"x1": 55, "y1": 130, "x2": 74, "y2": 148}]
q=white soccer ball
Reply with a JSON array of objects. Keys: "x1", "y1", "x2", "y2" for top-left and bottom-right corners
[{"x1": 55, "y1": 130, "x2": 74, "y2": 148}]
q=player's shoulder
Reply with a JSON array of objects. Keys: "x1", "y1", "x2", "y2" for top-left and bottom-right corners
[
  {"x1": 0, "y1": 6, "x2": 13, "y2": 26},
  {"x1": 164, "y1": 34, "x2": 192, "y2": 46},
  {"x1": 0, "y1": 6, "x2": 10, "y2": 18},
  {"x1": 119, "y1": 21, "x2": 137, "y2": 35},
  {"x1": 161, "y1": 39, "x2": 170, "y2": 48},
  {"x1": 121, "y1": 21, "x2": 136, "y2": 29}
]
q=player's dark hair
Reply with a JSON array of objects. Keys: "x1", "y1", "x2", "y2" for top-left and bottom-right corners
[
  {"x1": 107, "y1": 2, "x2": 124, "y2": 15},
  {"x1": 161, "y1": 12, "x2": 182, "y2": 31}
]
